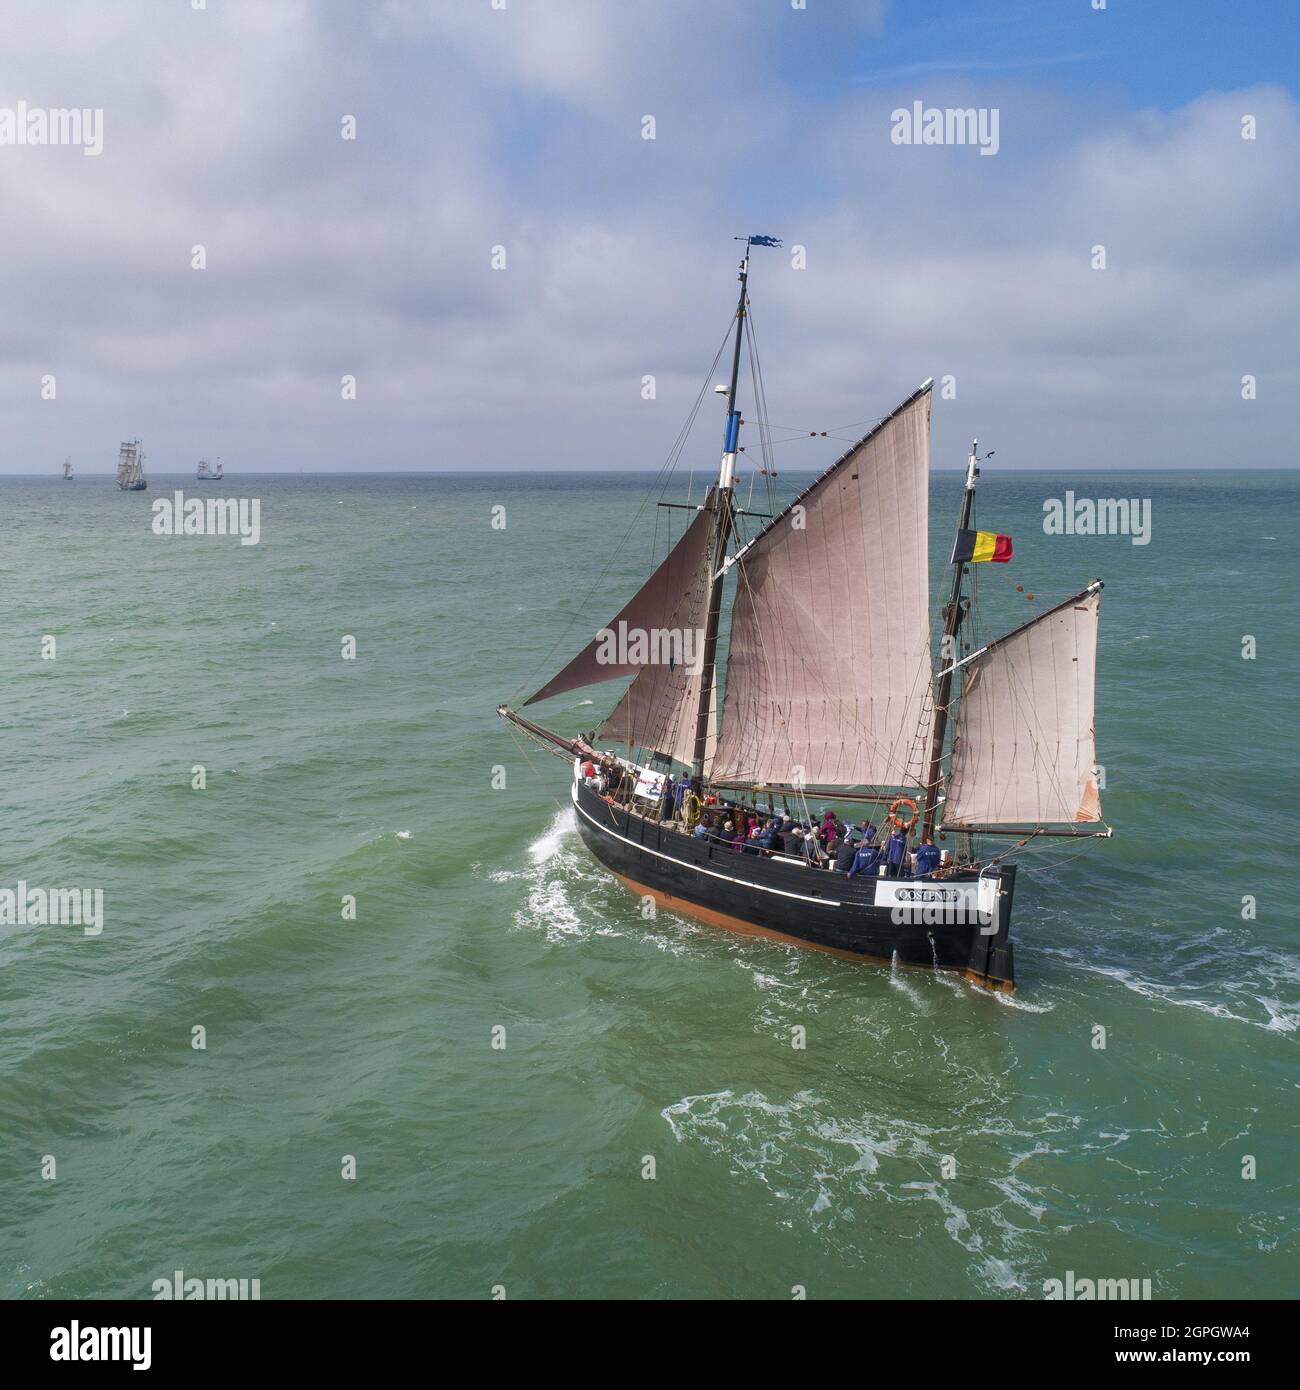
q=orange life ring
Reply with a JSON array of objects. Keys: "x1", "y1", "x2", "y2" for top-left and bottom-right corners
[{"x1": 888, "y1": 796, "x2": 919, "y2": 831}]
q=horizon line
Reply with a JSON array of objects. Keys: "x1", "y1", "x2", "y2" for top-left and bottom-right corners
[{"x1": 7, "y1": 466, "x2": 1299, "y2": 478}]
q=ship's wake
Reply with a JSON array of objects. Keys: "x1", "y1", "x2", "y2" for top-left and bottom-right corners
[
  {"x1": 1035, "y1": 921, "x2": 1300, "y2": 1036},
  {"x1": 658, "y1": 1087, "x2": 1165, "y2": 1297}
]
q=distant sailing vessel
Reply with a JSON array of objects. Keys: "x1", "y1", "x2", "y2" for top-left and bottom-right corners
[
  {"x1": 116, "y1": 439, "x2": 148, "y2": 491},
  {"x1": 500, "y1": 238, "x2": 1109, "y2": 992},
  {"x1": 196, "y1": 458, "x2": 223, "y2": 481},
  {"x1": 62, "y1": 456, "x2": 73, "y2": 480}
]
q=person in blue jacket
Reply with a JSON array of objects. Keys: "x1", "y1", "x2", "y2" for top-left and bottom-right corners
[
  {"x1": 913, "y1": 836, "x2": 940, "y2": 878},
  {"x1": 846, "y1": 840, "x2": 881, "y2": 878},
  {"x1": 885, "y1": 827, "x2": 908, "y2": 877}
]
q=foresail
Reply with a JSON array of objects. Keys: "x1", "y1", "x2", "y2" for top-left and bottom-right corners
[
  {"x1": 596, "y1": 513, "x2": 717, "y2": 769},
  {"x1": 709, "y1": 382, "x2": 933, "y2": 788},
  {"x1": 524, "y1": 506, "x2": 714, "y2": 707},
  {"x1": 944, "y1": 586, "x2": 1102, "y2": 826},
  {"x1": 601, "y1": 670, "x2": 716, "y2": 772}
]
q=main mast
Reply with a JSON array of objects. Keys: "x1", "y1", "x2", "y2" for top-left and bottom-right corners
[
  {"x1": 920, "y1": 441, "x2": 980, "y2": 841},
  {"x1": 690, "y1": 237, "x2": 777, "y2": 780}
]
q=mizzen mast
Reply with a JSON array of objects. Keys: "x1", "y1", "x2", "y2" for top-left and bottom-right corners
[{"x1": 920, "y1": 440, "x2": 981, "y2": 841}]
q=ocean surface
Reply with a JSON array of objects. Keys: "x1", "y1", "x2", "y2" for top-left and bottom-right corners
[{"x1": 1, "y1": 468, "x2": 1296, "y2": 1301}]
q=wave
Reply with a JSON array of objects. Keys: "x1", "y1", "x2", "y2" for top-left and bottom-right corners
[
  {"x1": 527, "y1": 806, "x2": 576, "y2": 864},
  {"x1": 991, "y1": 988, "x2": 1055, "y2": 1014},
  {"x1": 488, "y1": 806, "x2": 614, "y2": 944},
  {"x1": 485, "y1": 807, "x2": 705, "y2": 957},
  {"x1": 658, "y1": 1087, "x2": 1110, "y2": 1296},
  {"x1": 1037, "y1": 945, "x2": 1299, "y2": 1035}
]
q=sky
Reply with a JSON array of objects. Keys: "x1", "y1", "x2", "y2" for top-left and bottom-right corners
[{"x1": 1, "y1": 0, "x2": 1296, "y2": 474}]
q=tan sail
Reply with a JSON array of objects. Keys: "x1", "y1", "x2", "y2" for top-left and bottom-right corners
[
  {"x1": 709, "y1": 382, "x2": 933, "y2": 788},
  {"x1": 524, "y1": 506, "x2": 713, "y2": 706},
  {"x1": 596, "y1": 509, "x2": 717, "y2": 769},
  {"x1": 601, "y1": 670, "x2": 716, "y2": 772},
  {"x1": 524, "y1": 505, "x2": 714, "y2": 769},
  {"x1": 944, "y1": 586, "x2": 1102, "y2": 826}
]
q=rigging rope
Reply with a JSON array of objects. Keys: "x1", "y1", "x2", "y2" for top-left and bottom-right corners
[{"x1": 512, "y1": 315, "x2": 736, "y2": 704}]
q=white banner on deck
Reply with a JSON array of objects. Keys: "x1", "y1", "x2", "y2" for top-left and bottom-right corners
[{"x1": 633, "y1": 769, "x2": 667, "y2": 802}]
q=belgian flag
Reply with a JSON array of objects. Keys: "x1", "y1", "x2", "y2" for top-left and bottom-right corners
[{"x1": 951, "y1": 528, "x2": 1013, "y2": 564}]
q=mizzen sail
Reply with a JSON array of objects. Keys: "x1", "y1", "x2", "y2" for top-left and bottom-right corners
[
  {"x1": 943, "y1": 584, "x2": 1103, "y2": 826},
  {"x1": 709, "y1": 381, "x2": 934, "y2": 788}
]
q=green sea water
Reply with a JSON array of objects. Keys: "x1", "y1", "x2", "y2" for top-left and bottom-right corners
[{"x1": 1, "y1": 468, "x2": 1296, "y2": 1301}]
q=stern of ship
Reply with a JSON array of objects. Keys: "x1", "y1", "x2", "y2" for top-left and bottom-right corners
[{"x1": 962, "y1": 863, "x2": 1017, "y2": 991}]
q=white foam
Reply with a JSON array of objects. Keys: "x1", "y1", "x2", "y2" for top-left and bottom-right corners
[
  {"x1": 1041, "y1": 949, "x2": 1295, "y2": 1033},
  {"x1": 991, "y1": 989, "x2": 1055, "y2": 1013},
  {"x1": 656, "y1": 1087, "x2": 1149, "y2": 1295},
  {"x1": 486, "y1": 807, "x2": 627, "y2": 945},
  {"x1": 1258, "y1": 998, "x2": 1299, "y2": 1033},
  {"x1": 528, "y1": 806, "x2": 576, "y2": 864}
]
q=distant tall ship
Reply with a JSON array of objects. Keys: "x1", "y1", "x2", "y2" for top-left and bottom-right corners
[
  {"x1": 116, "y1": 439, "x2": 148, "y2": 491},
  {"x1": 196, "y1": 458, "x2": 223, "y2": 481},
  {"x1": 62, "y1": 456, "x2": 74, "y2": 480}
]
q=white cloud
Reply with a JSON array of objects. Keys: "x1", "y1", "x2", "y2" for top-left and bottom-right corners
[{"x1": 0, "y1": 1, "x2": 1292, "y2": 472}]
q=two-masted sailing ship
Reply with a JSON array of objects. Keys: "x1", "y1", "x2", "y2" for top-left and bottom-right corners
[
  {"x1": 62, "y1": 456, "x2": 74, "y2": 480},
  {"x1": 196, "y1": 458, "x2": 223, "y2": 481},
  {"x1": 116, "y1": 439, "x2": 148, "y2": 491},
  {"x1": 500, "y1": 238, "x2": 1109, "y2": 992}
]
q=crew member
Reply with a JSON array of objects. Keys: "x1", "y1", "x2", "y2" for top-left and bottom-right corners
[
  {"x1": 885, "y1": 827, "x2": 908, "y2": 877},
  {"x1": 913, "y1": 836, "x2": 940, "y2": 878},
  {"x1": 847, "y1": 840, "x2": 881, "y2": 879},
  {"x1": 833, "y1": 834, "x2": 858, "y2": 873}
]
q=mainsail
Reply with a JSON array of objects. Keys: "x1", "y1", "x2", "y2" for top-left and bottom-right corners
[
  {"x1": 709, "y1": 381, "x2": 934, "y2": 789},
  {"x1": 943, "y1": 585, "x2": 1103, "y2": 826},
  {"x1": 524, "y1": 503, "x2": 715, "y2": 765}
]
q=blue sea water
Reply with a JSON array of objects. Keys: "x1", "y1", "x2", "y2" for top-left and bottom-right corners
[{"x1": 0, "y1": 468, "x2": 1295, "y2": 1300}]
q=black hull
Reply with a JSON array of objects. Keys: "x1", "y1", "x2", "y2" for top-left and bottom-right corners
[{"x1": 572, "y1": 778, "x2": 1016, "y2": 990}]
